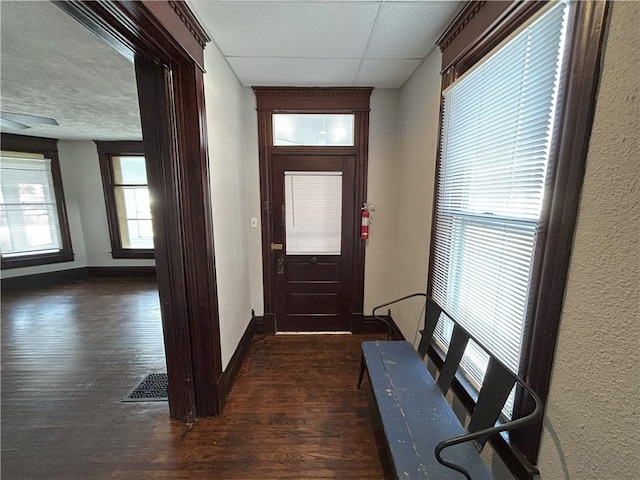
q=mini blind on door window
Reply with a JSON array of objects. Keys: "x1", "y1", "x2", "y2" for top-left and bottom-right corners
[
  {"x1": 431, "y1": 0, "x2": 570, "y2": 409},
  {"x1": 285, "y1": 171, "x2": 342, "y2": 255}
]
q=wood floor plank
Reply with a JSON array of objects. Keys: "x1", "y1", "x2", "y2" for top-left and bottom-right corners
[{"x1": 1, "y1": 278, "x2": 385, "y2": 479}]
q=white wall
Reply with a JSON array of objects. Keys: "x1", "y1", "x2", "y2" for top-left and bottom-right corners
[
  {"x1": 243, "y1": 89, "x2": 264, "y2": 316},
  {"x1": 385, "y1": 50, "x2": 443, "y2": 340},
  {"x1": 203, "y1": 43, "x2": 253, "y2": 371},
  {"x1": 537, "y1": 2, "x2": 640, "y2": 478},
  {"x1": 1, "y1": 140, "x2": 155, "y2": 280},
  {"x1": 363, "y1": 88, "x2": 400, "y2": 313}
]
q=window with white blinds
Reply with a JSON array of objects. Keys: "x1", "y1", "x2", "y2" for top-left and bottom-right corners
[
  {"x1": 285, "y1": 171, "x2": 342, "y2": 255},
  {"x1": 431, "y1": 1, "x2": 570, "y2": 415},
  {"x1": 0, "y1": 155, "x2": 63, "y2": 257}
]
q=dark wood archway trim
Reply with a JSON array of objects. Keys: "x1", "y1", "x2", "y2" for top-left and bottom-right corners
[
  {"x1": 253, "y1": 87, "x2": 372, "y2": 334},
  {"x1": 54, "y1": 1, "x2": 222, "y2": 421}
]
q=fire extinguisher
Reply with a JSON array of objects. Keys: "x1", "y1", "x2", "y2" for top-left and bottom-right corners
[{"x1": 361, "y1": 204, "x2": 373, "y2": 240}]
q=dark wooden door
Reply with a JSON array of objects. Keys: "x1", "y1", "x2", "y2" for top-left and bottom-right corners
[{"x1": 271, "y1": 154, "x2": 356, "y2": 331}]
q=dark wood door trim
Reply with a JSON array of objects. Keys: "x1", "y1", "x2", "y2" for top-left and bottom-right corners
[
  {"x1": 254, "y1": 87, "x2": 372, "y2": 334},
  {"x1": 54, "y1": 1, "x2": 222, "y2": 420}
]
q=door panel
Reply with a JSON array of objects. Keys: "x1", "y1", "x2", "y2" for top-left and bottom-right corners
[{"x1": 272, "y1": 155, "x2": 355, "y2": 331}]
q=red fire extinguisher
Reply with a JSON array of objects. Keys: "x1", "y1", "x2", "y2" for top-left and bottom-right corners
[{"x1": 361, "y1": 204, "x2": 373, "y2": 240}]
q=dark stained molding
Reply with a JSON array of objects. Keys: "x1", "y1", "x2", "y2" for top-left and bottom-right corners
[
  {"x1": 512, "y1": 0, "x2": 610, "y2": 464},
  {"x1": 87, "y1": 266, "x2": 157, "y2": 278},
  {"x1": 94, "y1": 140, "x2": 144, "y2": 155},
  {"x1": 168, "y1": 1, "x2": 210, "y2": 48},
  {"x1": 253, "y1": 87, "x2": 374, "y2": 111},
  {"x1": 437, "y1": 1, "x2": 548, "y2": 82},
  {"x1": 54, "y1": 1, "x2": 208, "y2": 71},
  {"x1": 139, "y1": 0, "x2": 209, "y2": 69},
  {"x1": 252, "y1": 315, "x2": 266, "y2": 334},
  {"x1": 1, "y1": 266, "x2": 159, "y2": 294},
  {"x1": 437, "y1": 1, "x2": 486, "y2": 51},
  {"x1": 55, "y1": 1, "x2": 221, "y2": 422},
  {"x1": 1, "y1": 268, "x2": 87, "y2": 293},
  {"x1": 218, "y1": 318, "x2": 257, "y2": 412},
  {"x1": 1, "y1": 133, "x2": 58, "y2": 152}
]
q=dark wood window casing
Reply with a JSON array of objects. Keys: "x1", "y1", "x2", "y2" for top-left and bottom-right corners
[
  {"x1": 0, "y1": 133, "x2": 74, "y2": 269},
  {"x1": 95, "y1": 140, "x2": 153, "y2": 259},
  {"x1": 428, "y1": 1, "x2": 610, "y2": 479},
  {"x1": 253, "y1": 87, "x2": 373, "y2": 335}
]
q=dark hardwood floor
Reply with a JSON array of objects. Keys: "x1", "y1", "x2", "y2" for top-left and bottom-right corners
[{"x1": 1, "y1": 278, "x2": 385, "y2": 479}]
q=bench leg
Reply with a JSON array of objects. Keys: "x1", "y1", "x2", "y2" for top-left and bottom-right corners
[{"x1": 357, "y1": 354, "x2": 366, "y2": 389}]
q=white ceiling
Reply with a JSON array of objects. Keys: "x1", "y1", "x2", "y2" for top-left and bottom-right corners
[
  {"x1": 0, "y1": 1, "x2": 461, "y2": 141},
  {"x1": 188, "y1": 0, "x2": 462, "y2": 88},
  {"x1": 0, "y1": 1, "x2": 142, "y2": 141}
]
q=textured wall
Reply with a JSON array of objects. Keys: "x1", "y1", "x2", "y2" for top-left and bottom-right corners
[
  {"x1": 537, "y1": 2, "x2": 640, "y2": 478},
  {"x1": 385, "y1": 49, "x2": 442, "y2": 341},
  {"x1": 363, "y1": 89, "x2": 401, "y2": 313},
  {"x1": 203, "y1": 43, "x2": 253, "y2": 370}
]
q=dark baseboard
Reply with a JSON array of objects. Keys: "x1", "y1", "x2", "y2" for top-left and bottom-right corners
[
  {"x1": 355, "y1": 315, "x2": 406, "y2": 341},
  {"x1": 218, "y1": 317, "x2": 257, "y2": 411},
  {"x1": 87, "y1": 266, "x2": 157, "y2": 277},
  {"x1": 1, "y1": 266, "x2": 157, "y2": 293},
  {"x1": 253, "y1": 315, "x2": 265, "y2": 334},
  {"x1": 1, "y1": 268, "x2": 88, "y2": 293}
]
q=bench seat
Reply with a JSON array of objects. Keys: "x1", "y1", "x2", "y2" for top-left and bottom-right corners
[{"x1": 362, "y1": 340, "x2": 492, "y2": 480}]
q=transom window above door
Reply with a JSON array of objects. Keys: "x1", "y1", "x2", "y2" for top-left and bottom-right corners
[{"x1": 272, "y1": 114, "x2": 355, "y2": 146}]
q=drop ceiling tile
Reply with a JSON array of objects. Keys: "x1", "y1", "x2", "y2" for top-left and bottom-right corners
[
  {"x1": 228, "y1": 57, "x2": 361, "y2": 87},
  {"x1": 366, "y1": 2, "x2": 461, "y2": 59},
  {"x1": 354, "y1": 59, "x2": 422, "y2": 88},
  {"x1": 191, "y1": 1, "x2": 379, "y2": 58}
]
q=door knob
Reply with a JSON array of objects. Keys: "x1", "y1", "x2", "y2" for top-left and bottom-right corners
[{"x1": 310, "y1": 257, "x2": 317, "y2": 264}]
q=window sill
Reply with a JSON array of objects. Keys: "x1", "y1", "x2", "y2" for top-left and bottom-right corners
[
  {"x1": 111, "y1": 249, "x2": 154, "y2": 260},
  {"x1": 1, "y1": 252, "x2": 75, "y2": 270},
  {"x1": 427, "y1": 344, "x2": 538, "y2": 480}
]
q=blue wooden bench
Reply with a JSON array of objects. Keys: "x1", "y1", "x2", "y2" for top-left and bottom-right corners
[{"x1": 358, "y1": 293, "x2": 542, "y2": 480}]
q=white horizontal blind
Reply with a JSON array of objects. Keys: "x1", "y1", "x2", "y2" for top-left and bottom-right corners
[
  {"x1": 431, "y1": 1, "x2": 569, "y2": 413},
  {"x1": 285, "y1": 171, "x2": 342, "y2": 255},
  {"x1": 0, "y1": 156, "x2": 63, "y2": 257}
]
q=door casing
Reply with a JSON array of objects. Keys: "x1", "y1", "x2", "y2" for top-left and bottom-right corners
[
  {"x1": 54, "y1": 1, "x2": 223, "y2": 421},
  {"x1": 254, "y1": 87, "x2": 373, "y2": 334}
]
